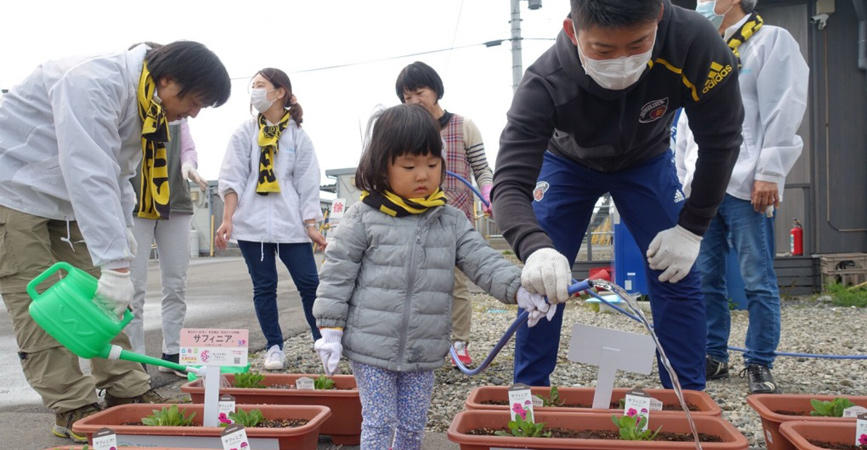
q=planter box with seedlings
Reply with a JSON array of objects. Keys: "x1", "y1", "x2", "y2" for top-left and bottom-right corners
[
  {"x1": 747, "y1": 393, "x2": 867, "y2": 450},
  {"x1": 447, "y1": 409, "x2": 749, "y2": 449},
  {"x1": 181, "y1": 372, "x2": 361, "y2": 445},
  {"x1": 71, "y1": 403, "x2": 330, "y2": 449}
]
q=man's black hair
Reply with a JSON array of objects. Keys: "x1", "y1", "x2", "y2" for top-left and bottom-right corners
[
  {"x1": 145, "y1": 41, "x2": 231, "y2": 107},
  {"x1": 394, "y1": 61, "x2": 444, "y2": 103},
  {"x1": 355, "y1": 104, "x2": 445, "y2": 194},
  {"x1": 570, "y1": 0, "x2": 663, "y2": 30}
]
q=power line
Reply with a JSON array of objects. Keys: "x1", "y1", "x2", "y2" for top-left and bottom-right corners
[{"x1": 228, "y1": 37, "x2": 555, "y2": 81}]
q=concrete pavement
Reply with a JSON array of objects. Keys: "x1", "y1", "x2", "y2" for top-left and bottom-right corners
[{"x1": 0, "y1": 256, "x2": 457, "y2": 449}]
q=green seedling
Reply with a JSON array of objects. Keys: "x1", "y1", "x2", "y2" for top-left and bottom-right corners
[
  {"x1": 494, "y1": 411, "x2": 552, "y2": 438},
  {"x1": 809, "y1": 397, "x2": 856, "y2": 417},
  {"x1": 233, "y1": 371, "x2": 266, "y2": 388},
  {"x1": 315, "y1": 375, "x2": 336, "y2": 390},
  {"x1": 221, "y1": 408, "x2": 265, "y2": 428},
  {"x1": 542, "y1": 386, "x2": 563, "y2": 407},
  {"x1": 611, "y1": 413, "x2": 661, "y2": 441},
  {"x1": 141, "y1": 405, "x2": 197, "y2": 426}
]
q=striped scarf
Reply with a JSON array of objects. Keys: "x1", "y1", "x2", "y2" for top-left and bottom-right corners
[
  {"x1": 360, "y1": 189, "x2": 447, "y2": 217},
  {"x1": 135, "y1": 62, "x2": 171, "y2": 219},
  {"x1": 727, "y1": 13, "x2": 764, "y2": 70},
  {"x1": 256, "y1": 112, "x2": 291, "y2": 195}
]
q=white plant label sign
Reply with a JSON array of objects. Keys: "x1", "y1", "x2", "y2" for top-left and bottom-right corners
[{"x1": 508, "y1": 383, "x2": 534, "y2": 423}]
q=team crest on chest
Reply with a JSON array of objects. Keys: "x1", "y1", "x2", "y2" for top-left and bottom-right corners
[{"x1": 639, "y1": 97, "x2": 669, "y2": 123}]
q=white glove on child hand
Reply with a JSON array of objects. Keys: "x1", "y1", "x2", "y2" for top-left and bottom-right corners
[
  {"x1": 516, "y1": 287, "x2": 555, "y2": 327},
  {"x1": 521, "y1": 248, "x2": 572, "y2": 304},
  {"x1": 182, "y1": 163, "x2": 208, "y2": 191},
  {"x1": 646, "y1": 225, "x2": 702, "y2": 283},
  {"x1": 95, "y1": 268, "x2": 133, "y2": 317},
  {"x1": 314, "y1": 328, "x2": 343, "y2": 375}
]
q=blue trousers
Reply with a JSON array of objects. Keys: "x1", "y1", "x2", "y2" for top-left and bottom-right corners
[
  {"x1": 514, "y1": 151, "x2": 706, "y2": 390},
  {"x1": 698, "y1": 194, "x2": 780, "y2": 368},
  {"x1": 238, "y1": 241, "x2": 321, "y2": 349}
]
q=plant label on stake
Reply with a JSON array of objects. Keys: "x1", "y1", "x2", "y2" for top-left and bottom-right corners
[
  {"x1": 296, "y1": 376, "x2": 315, "y2": 390},
  {"x1": 508, "y1": 383, "x2": 534, "y2": 422},
  {"x1": 566, "y1": 324, "x2": 655, "y2": 409},
  {"x1": 180, "y1": 328, "x2": 249, "y2": 427},
  {"x1": 218, "y1": 394, "x2": 236, "y2": 425},
  {"x1": 624, "y1": 390, "x2": 652, "y2": 432},
  {"x1": 92, "y1": 427, "x2": 117, "y2": 450},
  {"x1": 855, "y1": 413, "x2": 867, "y2": 447},
  {"x1": 221, "y1": 423, "x2": 250, "y2": 450},
  {"x1": 843, "y1": 405, "x2": 867, "y2": 417}
]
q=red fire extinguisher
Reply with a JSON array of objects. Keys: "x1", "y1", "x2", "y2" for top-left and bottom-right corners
[{"x1": 790, "y1": 219, "x2": 803, "y2": 256}]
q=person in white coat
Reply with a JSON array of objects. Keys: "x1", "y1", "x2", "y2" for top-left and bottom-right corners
[
  {"x1": 0, "y1": 41, "x2": 231, "y2": 443},
  {"x1": 215, "y1": 68, "x2": 327, "y2": 371},
  {"x1": 676, "y1": 0, "x2": 808, "y2": 394}
]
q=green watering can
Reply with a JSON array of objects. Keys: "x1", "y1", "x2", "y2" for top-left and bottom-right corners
[{"x1": 27, "y1": 262, "x2": 199, "y2": 375}]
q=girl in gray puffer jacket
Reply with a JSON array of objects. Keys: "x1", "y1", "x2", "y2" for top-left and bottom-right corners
[{"x1": 312, "y1": 104, "x2": 553, "y2": 450}]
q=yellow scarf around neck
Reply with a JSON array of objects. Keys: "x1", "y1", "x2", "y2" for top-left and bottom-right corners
[
  {"x1": 727, "y1": 13, "x2": 764, "y2": 70},
  {"x1": 256, "y1": 112, "x2": 291, "y2": 195},
  {"x1": 360, "y1": 189, "x2": 447, "y2": 217},
  {"x1": 135, "y1": 62, "x2": 171, "y2": 219}
]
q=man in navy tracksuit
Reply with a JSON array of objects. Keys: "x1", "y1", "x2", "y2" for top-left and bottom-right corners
[{"x1": 492, "y1": 0, "x2": 744, "y2": 390}]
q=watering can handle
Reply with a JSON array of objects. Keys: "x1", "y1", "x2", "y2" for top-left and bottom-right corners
[{"x1": 26, "y1": 261, "x2": 73, "y2": 301}]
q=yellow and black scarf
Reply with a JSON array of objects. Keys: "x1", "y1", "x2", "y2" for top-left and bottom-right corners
[
  {"x1": 360, "y1": 189, "x2": 447, "y2": 217},
  {"x1": 135, "y1": 62, "x2": 171, "y2": 219},
  {"x1": 256, "y1": 112, "x2": 291, "y2": 195},
  {"x1": 727, "y1": 13, "x2": 763, "y2": 70}
]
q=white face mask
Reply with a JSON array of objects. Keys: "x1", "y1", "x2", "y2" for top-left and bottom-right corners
[
  {"x1": 250, "y1": 88, "x2": 274, "y2": 113},
  {"x1": 574, "y1": 26, "x2": 656, "y2": 91}
]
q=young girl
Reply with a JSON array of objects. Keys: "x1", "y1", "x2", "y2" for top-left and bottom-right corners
[
  {"x1": 215, "y1": 68, "x2": 327, "y2": 370},
  {"x1": 312, "y1": 104, "x2": 553, "y2": 450}
]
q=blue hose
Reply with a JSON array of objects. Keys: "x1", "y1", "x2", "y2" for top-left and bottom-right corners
[
  {"x1": 446, "y1": 170, "x2": 490, "y2": 208},
  {"x1": 450, "y1": 280, "x2": 591, "y2": 375}
]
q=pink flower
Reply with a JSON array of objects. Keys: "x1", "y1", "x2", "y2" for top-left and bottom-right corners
[
  {"x1": 626, "y1": 408, "x2": 637, "y2": 417},
  {"x1": 858, "y1": 433, "x2": 867, "y2": 445},
  {"x1": 218, "y1": 412, "x2": 232, "y2": 424},
  {"x1": 240, "y1": 442, "x2": 249, "y2": 447},
  {"x1": 640, "y1": 407, "x2": 648, "y2": 414},
  {"x1": 512, "y1": 403, "x2": 527, "y2": 420}
]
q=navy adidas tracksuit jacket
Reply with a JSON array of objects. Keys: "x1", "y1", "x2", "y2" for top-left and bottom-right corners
[{"x1": 492, "y1": 0, "x2": 744, "y2": 390}]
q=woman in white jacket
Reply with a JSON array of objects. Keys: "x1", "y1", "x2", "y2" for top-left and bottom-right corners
[{"x1": 216, "y1": 68, "x2": 326, "y2": 370}]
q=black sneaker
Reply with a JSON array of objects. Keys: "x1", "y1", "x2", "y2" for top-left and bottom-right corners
[
  {"x1": 157, "y1": 353, "x2": 187, "y2": 377},
  {"x1": 705, "y1": 356, "x2": 729, "y2": 380},
  {"x1": 740, "y1": 364, "x2": 780, "y2": 394}
]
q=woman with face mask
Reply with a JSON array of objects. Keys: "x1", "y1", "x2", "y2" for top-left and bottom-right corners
[{"x1": 215, "y1": 68, "x2": 326, "y2": 371}]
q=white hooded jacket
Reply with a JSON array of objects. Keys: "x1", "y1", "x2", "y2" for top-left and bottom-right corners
[
  {"x1": 0, "y1": 45, "x2": 149, "y2": 268},
  {"x1": 218, "y1": 118, "x2": 323, "y2": 244},
  {"x1": 675, "y1": 18, "x2": 809, "y2": 202}
]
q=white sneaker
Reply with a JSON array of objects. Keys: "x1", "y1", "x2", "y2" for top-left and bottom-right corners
[{"x1": 263, "y1": 345, "x2": 285, "y2": 370}]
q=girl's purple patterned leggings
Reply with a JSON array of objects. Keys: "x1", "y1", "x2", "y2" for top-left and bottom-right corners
[{"x1": 350, "y1": 360, "x2": 435, "y2": 450}]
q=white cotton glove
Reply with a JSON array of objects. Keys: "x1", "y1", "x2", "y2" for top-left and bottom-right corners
[
  {"x1": 95, "y1": 269, "x2": 134, "y2": 317},
  {"x1": 126, "y1": 227, "x2": 137, "y2": 257},
  {"x1": 516, "y1": 287, "x2": 555, "y2": 327},
  {"x1": 182, "y1": 163, "x2": 208, "y2": 191},
  {"x1": 313, "y1": 328, "x2": 343, "y2": 375},
  {"x1": 521, "y1": 248, "x2": 572, "y2": 304},
  {"x1": 646, "y1": 225, "x2": 702, "y2": 283}
]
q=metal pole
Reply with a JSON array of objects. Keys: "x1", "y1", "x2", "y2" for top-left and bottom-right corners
[{"x1": 510, "y1": 0, "x2": 523, "y2": 92}]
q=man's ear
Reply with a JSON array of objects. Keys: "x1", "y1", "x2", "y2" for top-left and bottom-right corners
[{"x1": 563, "y1": 18, "x2": 578, "y2": 46}]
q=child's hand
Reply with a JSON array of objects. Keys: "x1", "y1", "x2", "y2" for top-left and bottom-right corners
[
  {"x1": 314, "y1": 328, "x2": 343, "y2": 375},
  {"x1": 516, "y1": 287, "x2": 555, "y2": 327}
]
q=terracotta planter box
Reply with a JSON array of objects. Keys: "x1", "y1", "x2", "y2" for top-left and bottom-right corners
[
  {"x1": 779, "y1": 421, "x2": 863, "y2": 450},
  {"x1": 181, "y1": 373, "x2": 361, "y2": 445},
  {"x1": 746, "y1": 393, "x2": 867, "y2": 450},
  {"x1": 71, "y1": 403, "x2": 330, "y2": 450},
  {"x1": 465, "y1": 386, "x2": 721, "y2": 417},
  {"x1": 447, "y1": 410, "x2": 749, "y2": 449}
]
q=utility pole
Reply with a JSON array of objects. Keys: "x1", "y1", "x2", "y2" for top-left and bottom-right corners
[{"x1": 510, "y1": 0, "x2": 543, "y2": 92}]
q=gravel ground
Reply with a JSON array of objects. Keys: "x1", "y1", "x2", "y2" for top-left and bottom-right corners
[{"x1": 224, "y1": 292, "x2": 866, "y2": 448}]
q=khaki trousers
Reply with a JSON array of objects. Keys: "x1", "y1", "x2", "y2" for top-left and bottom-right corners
[
  {"x1": 451, "y1": 269, "x2": 472, "y2": 343},
  {"x1": 0, "y1": 205, "x2": 150, "y2": 413}
]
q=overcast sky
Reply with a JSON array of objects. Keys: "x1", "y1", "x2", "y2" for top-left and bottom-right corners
[{"x1": 1, "y1": 0, "x2": 571, "y2": 182}]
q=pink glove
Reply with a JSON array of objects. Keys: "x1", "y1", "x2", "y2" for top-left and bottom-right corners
[{"x1": 481, "y1": 184, "x2": 493, "y2": 216}]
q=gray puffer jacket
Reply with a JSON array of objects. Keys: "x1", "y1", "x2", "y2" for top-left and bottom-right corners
[{"x1": 313, "y1": 201, "x2": 521, "y2": 371}]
